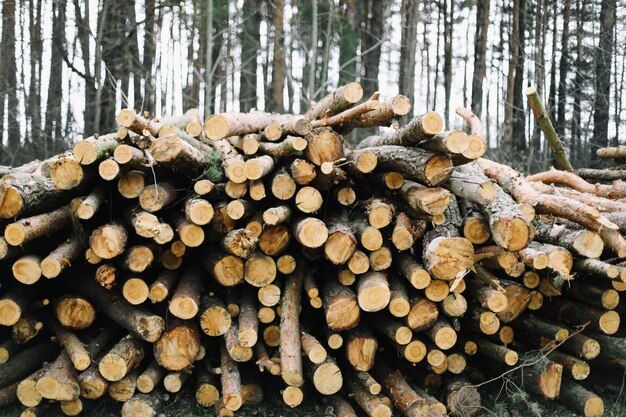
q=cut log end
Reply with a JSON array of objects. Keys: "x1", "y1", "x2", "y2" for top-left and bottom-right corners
[{"x1": 599, "y1": 310, "x2": 620, "y2": 334}]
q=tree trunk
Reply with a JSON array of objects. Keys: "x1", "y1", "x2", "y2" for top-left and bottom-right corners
[
  {"x1": 442, "y1": 0, "x2": 453, "y2": 127},
  {"x1": 511, "y1": 0, "x2": 526, "y2": 152},
  {"x1": 471, "y1": 0, "x2": 490, "y2": 119},
  {"x1": 270, "y1": 0, "x2": 285, "y2": 112},
  {"x1": 361, "y1": 0, "x2": 383, "y2": 95},
  {"x1": 240, "y1": 0, "x2": 260, "y2": 112},
  {"x1": 556, "y1": 0, "x2": 571, "y2": 138},
  {"x1": 590, "y1": 0, "x2": 616, "y2": 160},
  {"x1": 399, "y1": 0, "x2": 418, "y2": 117}
]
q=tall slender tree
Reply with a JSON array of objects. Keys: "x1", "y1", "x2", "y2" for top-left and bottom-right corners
[
  {"x1": 240, "y1": 0, "x2": 261, "y2": 112},
  {"x1": 556, "y1": 0, "x2": 571, "y2": 138},
  {"x1": 511, "y1": 0, "x2": 526, "y2": 152},
  {"x1": 443, "y1": 0, "x2": 453, "y2": 126},
  {"x1": 338, "y1": 0, "x2": 359, "y2": 85},
  {"x1": 270, "y1": 0, "x2": 286, "y2": 113},
  {"x1": 399, "y1": 0, "x2": 419, "y2": 116},
  {"x1": 0, "y1": 0, "x2": 20, "y2": 163},
  {"x1": 44, "y1": 0, "x2": 66, "y2": 156},
  {"x1": 471, "y1": 0, "x2": 490, "y2": 119},
  {"x1": 590, "y1": 0, "x2": 616, "y2": 158},
  {"x1": 504, "y1": 0, "x2": 520, "y2": 143},
  {"x1": 361, "y1": 0, "x2": 383, "y2": 94}
]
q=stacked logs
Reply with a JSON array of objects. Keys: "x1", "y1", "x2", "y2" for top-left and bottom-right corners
[{"x1": 0, "y1": 83, "x2": 621, "y2": 417}]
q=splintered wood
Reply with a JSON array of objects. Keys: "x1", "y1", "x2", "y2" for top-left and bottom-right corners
[{"x1": 0, "y1": 84, "x2": 621, "y2": 417}]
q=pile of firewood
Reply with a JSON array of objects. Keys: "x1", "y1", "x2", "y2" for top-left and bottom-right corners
[{"x1": 0, "y1": 82, "x2": 623, "y2": 417}]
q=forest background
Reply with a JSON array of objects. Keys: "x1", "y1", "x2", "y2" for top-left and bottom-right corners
[{"x1": 0, "y1": 0, "x2": 622, "y2": 172}]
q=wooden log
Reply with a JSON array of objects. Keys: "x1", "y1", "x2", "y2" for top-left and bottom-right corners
[
  {"x1": 479, "y1": 186, "x2": 531, "y2": 252},
  {"x1": 465, "y1": 279, "x2": 508, "y2": 313},
  {"x1": 357, "y1": 112, "x2": 443, "y2": 148},
  {"x1": 203, "y1": 250, "x2": 245, "y2": 287},
  {"x1": 539, "y1": 298, "x2": 620, "y2": 335},
  {"x1": 371, "y1": 362, "x2": 440, "y2": 417},
  {"x1": 441, "y1": 293, "x2": 468, "y2": 317},
  {"x1": 495, "y1": 280, "x2": 531, "y2": 323},
  {"x1": 47, "y1": 319, "x2": 90, "y2": 371},
  {"x1": 121, "y1": 390, "x2": 166, "y2": 417},
  {"x1": 34, "y1": 351, "x2": 79, "y2": 401},
  {"x1": 75, "y1": 184, "x2": 106, "y2": 220},
  {"x1": 356, "y1": 272, "x2": 391, "y2": 312},
  {"x1": 117, "y1": 170, "x2": 147, "y2": 198},
  {"x1": 564, "y1": 281, "x2": 619, "y2": 310},
  {"x1": 304, "y1": 82, "x2": 363, "y2": 120},
  {"x1": 220, "y1": 341, "x2": 242, "y2": 411},
  {"x1": 422, "y1": 223, "x2": 474, "y2": 281},
  {"x1": 0, "y1": 174, "x2": 72, "y2": 219},
  {"x1": 98, "y1": 158, "x2": 121, "y2": 180},
  {"x1": 533, "y1": 219, "x2": 605, "y2": 259},
  {"x1": 54, "y1": 295, "x2": 96, "y2": 330},
  {"x1": 323, "y1": 281, "x2": 360, "y2": 331},
  {"x1": 461, "y1": 201, "x2": 491, "y2": 244},
  {"x1": 0, "y1": 340, "x2": 21, "y2": 364},
  {"x1": 89, "y1": 222, "x2": 128, "y2": 260},
  {"x1": 355, "y1": 146, "x2": 452, "y2": 186},
  {"x1": 98, "y1": 337, "x2": 145, "y2": 382},
  {"x1": 4, "y1": 207, "x2": 73, "y2": 246},
  {"x1": 136, "y1": 361, "x2": 165, "y2": 394},
  {"x1": 477, "y1": 158, "x2": 626, "y2": 257},
  {"x1": 64, "y1": 277, "x2": 164, "y2": 342},
  {"x1": 557, "y1": 378, "x2": 604, "y2": 417},
  {"x1": 346, "y1": 373, "x2": 392, "y2": 417},
  {"x1": 442, "y1": 378, "x2": 481, "y2": 417},
  {"x1": 108, "y1": 369, "x2": 139, "y2": 401},
  {"x1": 293, "y1": 217, "x2": 329, "y2": 248},
  {"x1": 447, "y1": 163, "x2": 497, "y2": 205},
  {"x1": 169, "y1": 267, "x2": 203, "y2": 320},
  {"x1": 198, "y1": 295, "x2": 232, "y2": 337},
  {"x1": 258, "y1": 225, "x2": 290, "y2": 257},
  {"x1": 11, "y1": 255, "x2": 42, "y2": 285},
  {"x1": 0, "y1": 342, "x2": 58, "y2": 388},
  {"x1": 304, "y1": 127, "x2": 345, "y2": 167},
  {"x1": 387, "y1": 278, "x2": 411, "y2": 318},
  {"x1": 50, "y1": 156, "x2": 94, "y2": 190},
  {"x1": 237, "y1": 290, "x2": 259, "y2": 347},
  {"x1": 153, "y1": 318, "x2": 201, "y2": 371},
  {"x1": 575, "y1": 168, "x2": 626, "y2": 181},
  {"x1": 462, "y1": 305, "x2": 500, "y2": 335},
  {"x1": 139, "y1": 183, "x2": 177, "y2": 213},
  {"x1": 345, "y1": 325, "x2": 378, "y2": 372},
  {"x1": 560, "y1": 333, "x2": 601, "y2": 361},
  {"x1": 322, "y1": 395, "x2": 358, "y2": 417},
  {"x1": 11, "y1": 314, "x2": 43, "y2": 343},
  {"x1": 529, "y1": 166, "x2": 626, "y2": 198},
  {"x1": 391, "y1": 212, "x2": 426, "y2": 252},
  {"x1": 195, "y1": 367, "x2": 220, "y2": 407},
  {"x1": 424, "y1": 279, "x2": 450, "y2": 302},
  {"x1": 244, "y1": 251, "x2": 277, "y2": 287},
  {"x1": 405, "y1": 296, "x2": 439, "y2": 331},
  {"x1": 397, "y1": 252, "x2": 431, "y2": 289},
  {"x1": 72, "y1": 133, "x2": 120, "y2": 165},
  {"x1": 280, "y1": 267, "x2": 304, "y2": 387},
  {"x1": 289, "y1": 158, "x2": 317, "y2": 185},
  {"x1": 221, "y1": 229, "x2": 258, "y2": 258},
  {"x1": 0, "y1": 288, "x2": 32, "y2": 326},
  {"x1": 307, "y1": 355, "x2": 343, "y2": 396},
  {"x1": 426, "y1": 318, "x2": 457, "y2": 350}
]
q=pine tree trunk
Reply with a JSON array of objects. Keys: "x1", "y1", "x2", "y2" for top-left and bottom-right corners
[
  {"x1": 590, "y1": 0, "x2": 616, "y2": 161},
  {"x1": 471, "y1": 0, "x2": 490, "y2": 119}
]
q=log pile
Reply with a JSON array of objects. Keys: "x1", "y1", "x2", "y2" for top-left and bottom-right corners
[{"x1": 0, "y1": 83, "x2": 621, "y2": 417}]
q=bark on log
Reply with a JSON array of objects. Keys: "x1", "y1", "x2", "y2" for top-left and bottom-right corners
[
  {"x1": 64, "y1": 277, "x2": 164, "y2": 342},
  {"x1": 280, "y1": 267, "x2": 304, "y2": 387}
]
